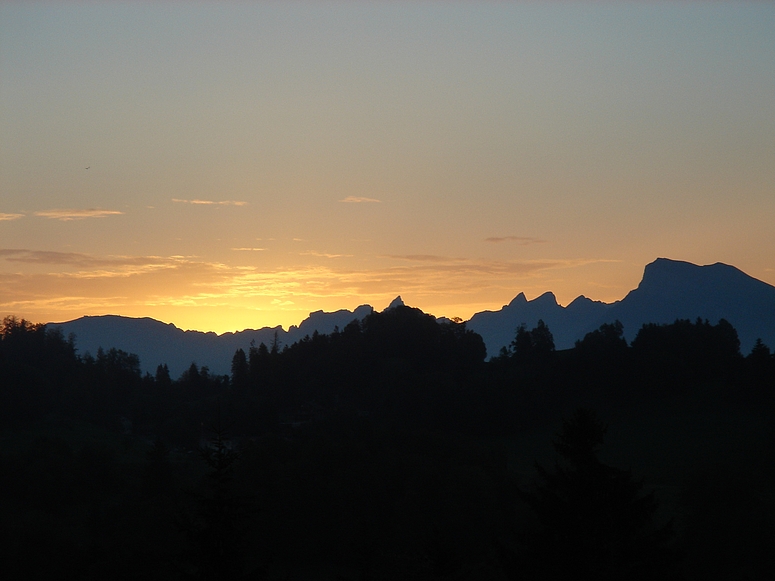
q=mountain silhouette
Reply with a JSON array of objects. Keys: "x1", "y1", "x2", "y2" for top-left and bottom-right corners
[
  {"x1": 48, "y1": 258, "x2": 775, "y2": 374},
  {"x1": 50, "y1": 306, "x2": 373, "y2": 378},
  {"x1": 606, "y1": 258, "x2": 775, "y2": 349},
  {"x1": 385, "y1": 295, "x2": 406, "y2": 310},
  {"x1": 468, "y1": 258, "x2": 775, "y2": 357},
  {"x1": 466, "y1": 291, "x2": 612, "y2": 358}
]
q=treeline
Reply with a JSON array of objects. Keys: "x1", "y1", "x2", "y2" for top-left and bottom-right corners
[
  {"x1": 2, "y1": 310, "x2": 773, "y2": 443},
  {"x1": 1, "y1": 310, "x2": 774, "y2": 579}
]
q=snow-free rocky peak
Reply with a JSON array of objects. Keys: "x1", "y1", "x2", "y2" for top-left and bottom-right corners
[{"x1": 384, "y1": 296, "x2": 406, "y2": 311}]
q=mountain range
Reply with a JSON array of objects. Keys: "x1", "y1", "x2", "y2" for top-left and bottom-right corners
[{"x1": 48, "y1": 258, "x2": 775, "y2": 378}]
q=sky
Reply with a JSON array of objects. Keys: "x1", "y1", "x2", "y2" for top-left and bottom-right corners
[{"x1": 1, "y1": 1, "x2": 774, "y2": 334}]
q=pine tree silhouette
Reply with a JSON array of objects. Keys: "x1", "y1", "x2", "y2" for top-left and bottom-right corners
[
  {"x1": 177, "y1": 421, "x2": 254, "y2": 581},
  {"x1": 514, "y1": 409, "x2": 679, "y2": 581}
]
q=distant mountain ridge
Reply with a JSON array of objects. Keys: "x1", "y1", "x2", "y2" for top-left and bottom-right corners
[
  {"x1": 51, "y1": 306, "x2": 375, "y2": 379},
  {"x1": 48, "y1": 258, "x2": 775, "y2": 377},
  {"x1": 467, "y1": 258, "x2": 775, "y2": 357}
]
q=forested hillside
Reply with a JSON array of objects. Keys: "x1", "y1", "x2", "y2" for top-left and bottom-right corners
[{"x1": 1, "y1": 309, "x2": 773, "y2": 580}]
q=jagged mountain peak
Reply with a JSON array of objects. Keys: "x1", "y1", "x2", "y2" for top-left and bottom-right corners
[
  {"x1": 531, "y1": 291, "x2": 558, "y2": 306},
  {"x1": 506, "y1": 291, "x2": 556, "y2": 309},
  {"x1": 384, "y1": 296, "x2": 406, "y2": 311},
  {"x1": 507, "y1": 292, "x2": 527, "y2": 308},
  {"x1": 567, "y1": 295, "x2": 593, "y2": 307}
]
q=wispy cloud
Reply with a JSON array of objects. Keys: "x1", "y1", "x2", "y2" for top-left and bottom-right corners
[
  {"x1": 381, "y1": 258, "x2": 574, "y2": 278},
  {"x1": 35, "y1": 209, "x2": 124, "y2": 221},
  {"x1": 485, "y1": 236, "x2": 547, "y2": 245},
  {"x1": 0, "y1": 248, "x2": 183, "y2": 275},
  {"x1": 0, "y1": 244, "x2": 617, "y2": 331},
  {"x1": 172, "y1": 198, "x2": 248, "y2": 206},
  {"x1": 1, "y1": 249, "x2": 98, "y2": 266},
  {"x1": 231, "y1": 247, "x2": 266, "y2": 252},
  {"x1": 300, "y1": 251, "x2": 353, "y2": 259},
  {"x1": 384, "y1": 254, "x2": 467, "y2": 263},
  {"x1": 339, "y1": 196, "x2": 381, "y2": 203},
  {"x1": 0, "y1": 293, "x2": 135, "y2": 314},
  {"x1": 0, "y1": 213, "x2": 24, "y2": 221}
]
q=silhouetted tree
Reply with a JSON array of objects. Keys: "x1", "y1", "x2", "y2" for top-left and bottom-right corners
[
  {"x1": 230, "y1": 349, "x2": 249, "y2": 392},
  {"x1": 628, "y1": 318, "x2": 745, "y2": 401},
  {"x1": 514, "y1": 409, "x2": 678, "y2": 581},
  {"x1": 575, "y1": 320, "x2": 627, "y2": 357},
  {"x1": 511, "y1": 319, "x2": 555, "y2": 363},
  {"x1": 178, "y1": 425, "x2": 253, "y2": 581},
  {"x1": 748, "y1": 338, "x2": 771, "y2": 362},
  {"x1": 155, "y1": 363, "x2": 172, "y2": 388},
  {"x1": 0, "y1": 317, "x2": 81, "y2": 425},
  {"x1": 269, "y1": 331, "x2": 281, "y2": 355},
  {"x1": 743, "y1": 338, "x2": 775, "y2": 402},
  {"x1": 511, "y1": 324, "x2": 533, "y2": 359}
]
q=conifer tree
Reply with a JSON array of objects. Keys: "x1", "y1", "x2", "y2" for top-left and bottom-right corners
[
  {"x1": 515, "y1": 409, "x2": 679, "y2": 581},
  {"x1": 178, "y1": 423, "x2": 253, "y2": 581}
]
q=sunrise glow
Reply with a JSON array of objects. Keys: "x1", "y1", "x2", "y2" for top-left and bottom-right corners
[{"x1": 1, "y1": 2, "x2": 773, "y2": 333}]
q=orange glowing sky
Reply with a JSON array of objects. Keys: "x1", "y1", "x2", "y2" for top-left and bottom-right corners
[{"x1": 1, "y1": 2, "x2": 774, "y2": 333}]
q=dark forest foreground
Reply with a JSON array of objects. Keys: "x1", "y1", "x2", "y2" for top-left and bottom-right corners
[{"x1": 1, "y1": 310, "x2": 774, "y2": 580}]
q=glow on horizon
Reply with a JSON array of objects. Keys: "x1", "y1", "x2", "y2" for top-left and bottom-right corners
[{"x1": 1, "y1": 3, "x2": 774, "y2": 334}]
